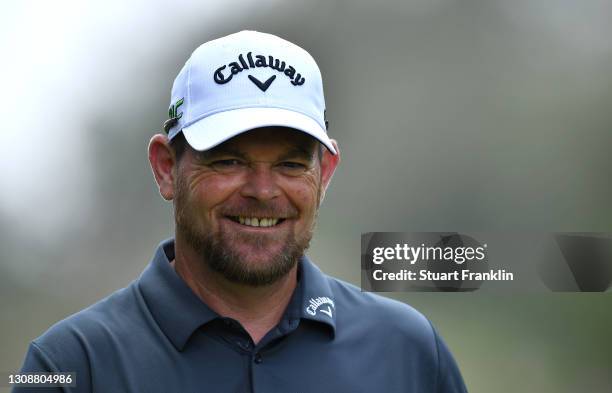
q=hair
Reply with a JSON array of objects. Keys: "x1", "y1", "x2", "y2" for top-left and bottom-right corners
[{"x1": 169, "y1": 132, "x2": 189, "y2": 162}]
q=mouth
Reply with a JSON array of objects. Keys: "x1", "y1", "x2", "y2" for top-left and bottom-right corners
[{"x1": 225, "y1": 215, "x2": 287, "y2": 228}]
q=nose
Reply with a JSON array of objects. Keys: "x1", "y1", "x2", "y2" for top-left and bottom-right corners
[{"x1": 239, "y1": 164, "x2": 282, "y2": 201}]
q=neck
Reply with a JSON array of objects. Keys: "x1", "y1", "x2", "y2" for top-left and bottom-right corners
[{"x1": 171, "y1": 235, "x2": 298, "y2": 344}]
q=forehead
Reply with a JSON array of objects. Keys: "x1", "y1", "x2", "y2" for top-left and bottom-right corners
[{"x1": 206, "y1": 126, "x2": 318, "y2": 156}]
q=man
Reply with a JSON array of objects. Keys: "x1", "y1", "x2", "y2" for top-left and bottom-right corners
[{"x1": 15, "y1": 31, "x2": 467, "y2": 392}]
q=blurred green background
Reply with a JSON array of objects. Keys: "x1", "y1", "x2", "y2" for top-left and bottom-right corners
[{"x1": 1, "y1": 0, "x2": 611, "y2": 392}]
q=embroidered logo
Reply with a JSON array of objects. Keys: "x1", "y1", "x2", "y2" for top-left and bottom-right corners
[
  {"x1": 248, "y1": 75, "x2": 276, "y2": 92},
  {"x1": 305, "y1": 296, "x2": 335, "y2": 318},
  {"x1": 164, "y1": 97, "x2": 184, "y2": 132},
  {"x1": 214, "y1": 52, "x2": 306, "y2": 91}
]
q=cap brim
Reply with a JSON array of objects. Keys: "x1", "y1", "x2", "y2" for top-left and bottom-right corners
[{"x1": 181, "y1": 107, "x2": 337, "y2": 155}]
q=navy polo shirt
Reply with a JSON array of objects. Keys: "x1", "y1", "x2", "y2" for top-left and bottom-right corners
[{"x1": 16, "y1": 239, "x2": 467, "y2": 393}]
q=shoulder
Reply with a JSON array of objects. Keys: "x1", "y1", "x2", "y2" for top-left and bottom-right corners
[
  {"x1": 327, "y1": 275, "x2": 437, "y2": 345},
  {"x1": 323, "y1": 275, "x2": 468, "y2": 392},
  {"x1": 30, "y1": 282, "x2": 142, "y2": 367},
  {"x1": 328, "y1": 275, "x2": 432, "y2": 328}
]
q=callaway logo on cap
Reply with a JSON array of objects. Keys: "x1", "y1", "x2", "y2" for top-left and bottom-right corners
[{"x1": 164, "y1": 30, "x2": 336, "y2": 155}]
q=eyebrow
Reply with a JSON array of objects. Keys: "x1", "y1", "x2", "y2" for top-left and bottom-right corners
[
  {"x1": 277, "y1": 146, "x2": 317, "y2": 162},
  {"x1": 193, "y1": 146, "x2": 248, "y2": 162}
]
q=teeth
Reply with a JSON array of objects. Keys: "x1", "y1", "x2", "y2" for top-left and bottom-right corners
[{"x1": 235, "y1": 217, "x2": 280, "y2": 228}]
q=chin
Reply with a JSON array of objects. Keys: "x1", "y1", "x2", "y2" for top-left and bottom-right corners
[{"x1": 233, "y1": 247, "x2": 286, "y2": 265}]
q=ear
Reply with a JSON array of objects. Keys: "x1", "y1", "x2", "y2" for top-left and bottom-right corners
[
  {"x1": 318, "y1": 140, "x2": 341, "y2": 203},
  {"x1": 148, "y1": 134, "x2": 176, "y2": 201}
]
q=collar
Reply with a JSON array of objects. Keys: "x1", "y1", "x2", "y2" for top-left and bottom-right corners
[
  {"x1": 138, "y1": 239, "x2": 219, "y2": 351},
  {"x1": 138, "y1": 239, "x2": 336, "y2": 351},
  {"x1": 298, "y1": 255, "x2": 337, "y2": 337}
]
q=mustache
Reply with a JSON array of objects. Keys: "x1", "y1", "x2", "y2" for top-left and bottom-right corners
[{"x1": 220, "y1": 201, "x2": 298, "y2": 219}]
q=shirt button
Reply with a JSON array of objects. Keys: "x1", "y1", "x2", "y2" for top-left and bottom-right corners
[
  {"x1": 254, "y1": 353, "x2": 263, "y2": 364},
  {"x1": 237, "y1": 341, "x2": 251, "y2": 350}
]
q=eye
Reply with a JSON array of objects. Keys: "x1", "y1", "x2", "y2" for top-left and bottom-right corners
[
  {"x1": 279, "y1": 161, "x2": 307, "y2": 169},
  {"x1": 277, "y1": 161, "x2": 309, "y2": 175}
]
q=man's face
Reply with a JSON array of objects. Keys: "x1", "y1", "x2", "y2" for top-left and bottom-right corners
[{"x1": 173, "y1": 127, "x2": 329, "y2": 286}]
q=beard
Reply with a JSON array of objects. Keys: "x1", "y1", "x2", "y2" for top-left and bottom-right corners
[{"x1": 174, "y1": 176, "x2": 316, "y2": 287}]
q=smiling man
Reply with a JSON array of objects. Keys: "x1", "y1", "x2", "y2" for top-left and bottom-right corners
[
  {"x1": 15, "y1": 31, "x2": 467, "y2": 392},
  {"x1": 154, "y1": 126, "x2": 336, "y2": 345}
]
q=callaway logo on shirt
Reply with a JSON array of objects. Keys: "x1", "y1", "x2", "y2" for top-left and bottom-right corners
[{"x1": 305, "y1": 296, "x2": 335, "y2": 318}]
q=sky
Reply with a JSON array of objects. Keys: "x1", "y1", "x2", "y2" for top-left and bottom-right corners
[{"x1": 0, "y1": 0, "x2": 230, "y2": 237}]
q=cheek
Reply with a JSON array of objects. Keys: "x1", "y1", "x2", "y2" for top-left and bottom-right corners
[
  {"x1": 284, "y1": 175, "x2": 321, "y2": 213},
  {"x1": 295, "y1": 186, "x2": 316, "y2": 205},
  {"x1": 187, "y1": 173, "x2": 243, "y2": 210}
]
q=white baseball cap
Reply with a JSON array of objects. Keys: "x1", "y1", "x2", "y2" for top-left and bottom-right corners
[{"x1": 164, "y1": 30, "x2": 336, "y2": 155}]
